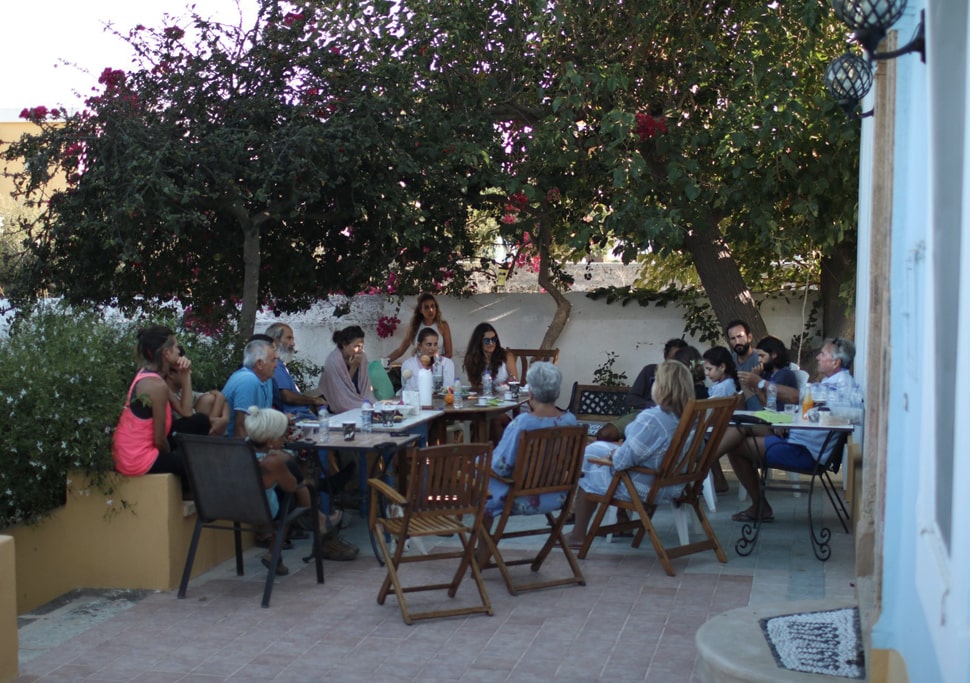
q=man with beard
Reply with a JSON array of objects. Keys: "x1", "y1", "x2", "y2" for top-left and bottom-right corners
[
  {"x1": 725, "y1": 320, "x2": 759, "y2": 373},
  {"x1": 265, "y1": 322, "x2": 328, "y2": 420}
]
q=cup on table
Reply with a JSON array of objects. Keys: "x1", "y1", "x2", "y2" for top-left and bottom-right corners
[
  {"x1": 508, "y1": 381, "x2": 520, "y2": 399},
  {"x1": 381, "y1": 406, "x2": 395, "y2": 428},
  {"x1": 477, "y1": 396, "x2": 488, "y2": 406},
  {"x1": 342, "y1": 422, "x2": 356, "y2": 441},
  {"x1": 380, "y1": 357, "x2": 390, "y2": 369},
  {"x1": 783, "y1": 404, "x2": 800, "y2": 420}
]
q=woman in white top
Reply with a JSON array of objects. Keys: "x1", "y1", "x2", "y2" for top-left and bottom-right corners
[
  {"x1": 401, "y1": 328, "x2": 455, "y2": 391},
  {"x1": 387, "y1": 293, "x2": 454, "y2": 363}
]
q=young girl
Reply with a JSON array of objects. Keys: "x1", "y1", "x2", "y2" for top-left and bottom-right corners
[
  {"x1": 387, "y1": 293, "x2": 454, "y2": 363},
  {"x1": 245, "y1": 406, "x2": 349, "y2": 572},
  {"x1": 166, "y1": 369, "x2": 230, "y2": 436},
  {"x1": 703, "y1": 346, "x2": 741, "y2": 399}
]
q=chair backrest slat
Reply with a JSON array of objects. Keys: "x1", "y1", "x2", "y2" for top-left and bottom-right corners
[
  {"x1": 645, "y1": 397, "x2": 737, "y2": 502},
  {"x1": 510, "y1": 426, "x2": 588, "y2": 495},
  {"x1": 405, "y1": 443, "x2": 491, "y2": 515},
  {"x1": 507, "y1": 348, "x2": 559, "y2": 380}
]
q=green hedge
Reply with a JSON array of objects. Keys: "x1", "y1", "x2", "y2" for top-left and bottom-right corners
[{"x1": 0, "y1": 303, "x2": 238, "y2": 527}]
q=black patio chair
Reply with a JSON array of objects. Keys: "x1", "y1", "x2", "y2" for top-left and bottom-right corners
[{"x1": 175, "y1": 433, "x2": 324, "y2": 607}]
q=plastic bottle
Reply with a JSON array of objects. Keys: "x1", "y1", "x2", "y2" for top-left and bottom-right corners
[
  {"x1": 317, "y1": 406, "x2": 329, "y2": 442},
  {"x1": 432, "y1": 355, "x2": 444, "y2": 392},
  {"x1": 766, "y1": 381, "x2": 777, "y2": 411},
  {"x1": 482, "y1": 368, "x2": 494, "y2": 397},
  {"x1": 452, "y1": 377, "x2": 463, "y2": 409},
  {"x1": 361, "y1": 399, "x2": 374, "y2": 433},
  {"x1": 801, "y1": 385, "x2": 814, "y2": 418}
]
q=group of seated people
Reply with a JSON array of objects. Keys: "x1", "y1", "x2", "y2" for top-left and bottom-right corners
[{"x1": 110, "y1": 306, "x2": 860, "y2": 567}]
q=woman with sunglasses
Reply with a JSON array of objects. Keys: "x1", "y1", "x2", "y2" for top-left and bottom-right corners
[{"x1": 463, "y1": 322, "x2": 519, "y2": 394}]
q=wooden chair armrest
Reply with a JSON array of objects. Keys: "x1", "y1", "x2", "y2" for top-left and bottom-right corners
[
  {"x1": 588, "y1": 457, "x2": 613, "y2": 466},
  {"x1": 626, "y1": 465, "x2": 660, "y2": 476},
  {"x1": 367, "y1": 478, "x2": 406, "y2": 505},
  {"x1": 488, "y1": 468, "x2": 514, "y2": 485}
]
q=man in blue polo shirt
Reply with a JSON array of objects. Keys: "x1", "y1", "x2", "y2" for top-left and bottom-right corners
[
  {"x1": 221, "y1": 338, "x2": 278, "y2": 438},
  {"x1": 265, "y1": 322, "x2": 328, "y2": 420},
  {"x1": 723, "y1": 337, "x2": 861, "y2": 522}
]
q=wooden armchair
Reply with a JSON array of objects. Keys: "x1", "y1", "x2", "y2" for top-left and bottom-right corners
[
  {"x1": 368, "y1": 443, "x2": 494, "y2": 624},
  {"x1": 477, "y1": 425, "x2": 588, "y2": 595},
  {"x1": 576, "y1": 396, "x2": 737, "y2": 576},
  {"x1": 567, "y1": 382, "x2": 630, "y2": 435},
  {"x1": 506, "y1": 348, "x2": 559, "y2": 381},
  {"x1": 175, "y1": 434, "x2": 324, "y2": 608}
]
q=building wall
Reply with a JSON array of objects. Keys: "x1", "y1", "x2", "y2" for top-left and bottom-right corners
[{"x1": 867, "y1": 2, "x2": 970, "y2": 681}]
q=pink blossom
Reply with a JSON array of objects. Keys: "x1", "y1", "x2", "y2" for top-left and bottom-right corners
[
  {"x1": 98, "y1": 68, "x2": 126, "y2": 90},
  {"x1": 283, "y1": 12, "x2": 304, "y2": 27},
  {"x1": 501, "y1": 213, "x2": 517, "y2": 224},
  {"x1": 163, "y1": 26, "x2": 185, "y2": 40},
  {"x1": 635, "y1": 112, "x2": 667, "y2": 141}
]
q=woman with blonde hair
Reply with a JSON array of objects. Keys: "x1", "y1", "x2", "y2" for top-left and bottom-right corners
[
  {"x1": 565, "y1": 361, "x2": 693, "y2": 549},
  {"x1": 245, "y1": 406, "x2": 354, "y2": 570}
]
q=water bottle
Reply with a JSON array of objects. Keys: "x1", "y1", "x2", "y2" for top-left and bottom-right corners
[
  {"x1": 317, "y1": 406, "x2": 329, "y2": 441},
  {"x1": 766, "y1": 381, "x2": 778, "y2": 411},
  {"x1": 432, "y1": 356, "x2": 444, "y2": 392},
  {"x1": 361, "y1": 399, "x2": 374, "y2": 433},
  {"x1": 452, "y1": 377, "x2": 463, "y2": 409},
  {"x1": 482, "y1": 368, "x2": 494, "y2": 397}
]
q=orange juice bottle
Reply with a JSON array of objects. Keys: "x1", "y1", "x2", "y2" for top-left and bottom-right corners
[{"x1": 801, "y1": 386, "x2": 814, "y2": 418}]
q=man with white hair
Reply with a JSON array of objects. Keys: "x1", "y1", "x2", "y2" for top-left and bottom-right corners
[
  {"x1": 265, "y1": 322, "x2": 328, "y2": 420},
  {"x1": 220, "y1": 338, "x2": 278, "y2": 438}
]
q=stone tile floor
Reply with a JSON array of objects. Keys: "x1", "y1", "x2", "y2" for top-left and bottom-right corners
[{"x1": 14, "y1": 477, "x2": 856, "y2": 682}]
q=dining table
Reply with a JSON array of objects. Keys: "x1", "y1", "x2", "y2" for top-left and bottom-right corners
[
  {"x1": 425, "y1": 394, "x2": 531, "y2": 444},
  {"x1": 729, "y1": 411, "x2": 856, "y2": 560}
]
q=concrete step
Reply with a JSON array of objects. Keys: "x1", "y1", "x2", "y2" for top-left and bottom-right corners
[{"x1": 695, "y1": 599, "x2": 866, "y2": 683}]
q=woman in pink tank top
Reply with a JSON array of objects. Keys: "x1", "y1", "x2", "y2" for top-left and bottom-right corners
[{"x1": 112, "y1": 325, "x2": 194, "y2": 480}]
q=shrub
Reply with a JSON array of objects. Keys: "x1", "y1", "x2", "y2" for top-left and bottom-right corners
[{"x1": 0, "y1": 303, "x2": 239, "y2": 527}]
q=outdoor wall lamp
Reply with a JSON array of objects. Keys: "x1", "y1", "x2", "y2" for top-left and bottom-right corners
[
  {"x1": 825, "y1": 1, "x2": 926, "y2": 117},
  {"x1": 831, "y1": 0, "x2": 925, "y2": 62},
  {"x1": 825, "y1": 53, "x2": 876, "y2": 118}
]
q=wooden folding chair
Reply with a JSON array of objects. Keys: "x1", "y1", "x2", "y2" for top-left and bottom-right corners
[
  {"x1": 577, "y1": 396, "x2": 737, "y2": 576},
  {"x1": 506, "y1": 348, "x2": 559, "y2": 380},
  {"x1": 175, "y1": 434, "x2": 324, "y2": 608},
  {"x1": 368, "y1": 443, "x2": 494, "y2": 624},
  {"x1": 477, "y1": 425, "x2": 588, "y2": 595}
]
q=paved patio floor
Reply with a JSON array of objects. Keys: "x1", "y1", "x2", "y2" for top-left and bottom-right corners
[{"x1": 14, "y1": 476, "x2": 857, "y2": 682}]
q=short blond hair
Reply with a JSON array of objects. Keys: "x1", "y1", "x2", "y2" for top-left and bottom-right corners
[
  {"x1": 245, "y1": 406, "x2": 289, "y2": 446},
  {"x1": 652, "y1": 361, "x2": 693, "y2": 417}
]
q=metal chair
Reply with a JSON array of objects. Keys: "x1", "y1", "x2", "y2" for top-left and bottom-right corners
[
  {"x1": 368, "y1": 442, "x2": 493, "y2": 624},
  {"x1": 175, "y1": 434, "x2": 323, "y2": 608}
]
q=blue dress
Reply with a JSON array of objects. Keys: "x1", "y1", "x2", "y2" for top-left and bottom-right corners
[{"x1": 485, "y1": 410, "x2": 579, "y2": 516}]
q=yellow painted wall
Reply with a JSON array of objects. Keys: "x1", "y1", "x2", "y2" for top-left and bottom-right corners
[
  {"x1": 0, "y1": 536, "x2": 18, "y2": 682},
  {"x1": 870, "y1": 648, "x2": 910, "y2": 683},
  {"x1": 6, "y1": 473, "x2": 243, "y2": 614}
]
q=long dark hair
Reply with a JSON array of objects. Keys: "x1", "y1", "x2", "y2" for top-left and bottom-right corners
[
  {"x1": 463, "y1": 322, "x2": 508, "y2": 382},
  {"x1": 756, "y1": 336, "x2": 790, "y2": 373},
  {"x1": 404, "y1": 293, "x2": 444, "y2": 342},
  {"x1": 703, "y1": 345, "x2": 740, "y2": 391}
]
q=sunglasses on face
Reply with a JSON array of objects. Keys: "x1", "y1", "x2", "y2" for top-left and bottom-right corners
[{"x1": 482, "y1": 336, "x2": 497, "y2": 345}]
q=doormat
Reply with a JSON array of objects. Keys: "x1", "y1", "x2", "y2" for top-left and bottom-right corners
[{"x1": 760, "y1": 607, "x2": 865, "y2": 679}]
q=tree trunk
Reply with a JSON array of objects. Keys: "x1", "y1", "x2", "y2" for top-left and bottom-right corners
[
  {"x1": 819, "y1": 241, "x2": 855, "y2": 340},
  {"x1": 683, "y1": 222, "x2": 769, "y2": 342},
  {"x1": 239, "y1": 225, "x2": 261, "y2": 340},
  {"x1": 536, "y1": 215, "x2": 571, "y2": 349}
]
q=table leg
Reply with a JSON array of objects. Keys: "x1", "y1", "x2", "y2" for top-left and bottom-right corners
[{"x1": 734, "y1": 426, "x2": 767, "y2": 557}]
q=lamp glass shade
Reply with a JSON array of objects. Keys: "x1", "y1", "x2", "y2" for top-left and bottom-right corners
[
  {"x1": 825, "y1": 53, "x2": 875, "y2": 111},
  {"x1": 832, "y1": 0, "x2": 907, "y2": 31}
]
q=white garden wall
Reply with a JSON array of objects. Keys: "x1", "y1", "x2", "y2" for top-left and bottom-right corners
[{"x1": 257, "y1": 292, "x2": 815, "y2": 394}]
